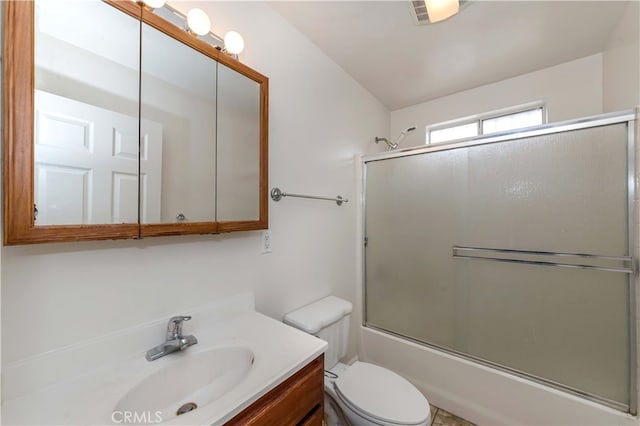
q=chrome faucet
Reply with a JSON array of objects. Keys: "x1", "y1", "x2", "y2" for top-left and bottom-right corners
[{"x1": 145, "y1": 315, "x2": 198, "y2": 361}]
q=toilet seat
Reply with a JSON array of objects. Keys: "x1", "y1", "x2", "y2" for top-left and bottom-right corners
[{"x1": 334, "y1": 362, "x2": 430, "y2": 426}]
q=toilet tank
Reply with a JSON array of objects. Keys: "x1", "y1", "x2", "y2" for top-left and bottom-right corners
[{"x1": 284, "y1": 296, "x2": 352, "y2": 369}]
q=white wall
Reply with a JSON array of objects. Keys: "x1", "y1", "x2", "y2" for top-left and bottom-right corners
[
  {"x1": 603, "y1": 1, "x2": 640, "y2": 112},
  {"x1": 390, "y1": 54, "x2": 604, "y2": 148},
  {"x1": 0, "y1": 0, "x2": 389, "y2": 383}
]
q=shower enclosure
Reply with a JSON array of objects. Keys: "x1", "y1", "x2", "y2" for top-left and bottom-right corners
[{"x1": 363, "y1": 111, "x2": 637, "y2": 414}]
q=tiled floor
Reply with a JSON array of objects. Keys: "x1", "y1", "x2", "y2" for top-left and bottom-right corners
[{"x1": 430, "y1": 404, "x2": 476, "y2": 426}]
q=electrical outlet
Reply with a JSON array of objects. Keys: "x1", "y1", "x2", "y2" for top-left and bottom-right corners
[{"x1": 261, "y1": 230, "x2": 272, "y2": 254}]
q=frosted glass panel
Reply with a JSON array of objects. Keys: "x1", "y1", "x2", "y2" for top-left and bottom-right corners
[
  {"x1": 429, "y1": 122, "x2": 478, "y2": 143},
  {"x1": 482, "y1": 107, "x2": 543, "y2": 134},
  {"x1": 365, "y1": 123, "x2": 631, "y2": 406},
  {"x1": 454, "y1": 261, "x2": 628, "y2": 402}
]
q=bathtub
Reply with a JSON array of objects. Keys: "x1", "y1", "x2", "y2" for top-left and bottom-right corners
[{"x1": 360, "y1": 326, "x2": 638, "y2": 426}]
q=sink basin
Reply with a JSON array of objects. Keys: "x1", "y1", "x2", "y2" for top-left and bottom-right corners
[{"x1": 114, "y1": 346, "x2": 254, "y2": 424}]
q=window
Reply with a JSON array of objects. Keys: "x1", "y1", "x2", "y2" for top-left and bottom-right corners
[
  {"x1": 429, "y1": 122, "x2": 478, "y2": 144},
  {"x1": 426, "y1": 104, "x2": 545, "y2": 144},
  {"x1": 482, "y1": 108, "x2": 544, "y2": 134}
]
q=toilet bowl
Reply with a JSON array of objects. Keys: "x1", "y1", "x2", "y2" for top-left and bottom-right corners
[
  {"x1": 325, "y1": 361, "x2": 431, "y2": 426},
  {"x1": 284, "y1": 296, "x2": 431, "y2": 426}
]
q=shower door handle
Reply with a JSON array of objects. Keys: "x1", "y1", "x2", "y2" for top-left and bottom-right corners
[{"x1": 452, "y1": 246, "x2": 634, "y2": 274}]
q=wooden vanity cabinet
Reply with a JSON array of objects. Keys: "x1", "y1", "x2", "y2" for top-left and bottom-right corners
[{"x1": 226, "y1": 354, "x2": 324, "y2": 426}]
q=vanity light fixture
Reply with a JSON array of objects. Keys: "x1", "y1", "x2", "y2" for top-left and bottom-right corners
[
  {"x1": 224, "y1": 31, "x2": 245, "y2": 57},
  {"x1": 424, "y1": 0, "x2": 459, "y2": 23},
  {"x1": 140, "y1": 2, "x2": 247, "y2": 59},
  {"x1": 186, "y1": 8, "x2": 211, "y2": 36},
  {"x1": 140, "y1": 0, "x2": 166, "y2": 11}
]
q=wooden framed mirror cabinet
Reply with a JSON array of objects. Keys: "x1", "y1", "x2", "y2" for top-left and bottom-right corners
[{"x1": 3, "y1": 0, "x2": 268, "y2": 245}]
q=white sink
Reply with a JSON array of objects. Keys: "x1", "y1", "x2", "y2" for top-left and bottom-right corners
[
  {"x1": 114, "y1": 345, "x2": 254, "y2": 424},
  {"x1": 2, "y1": 293, "x2": 327, "y2": 426}
]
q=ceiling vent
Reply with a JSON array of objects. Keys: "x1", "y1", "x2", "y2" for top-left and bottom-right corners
[
  {"x1": 409, "y1": 0, "x2": 469, "y2": 25},
  {"x1": 410, "y1": 1, "x2": 430, "y2": 25}
]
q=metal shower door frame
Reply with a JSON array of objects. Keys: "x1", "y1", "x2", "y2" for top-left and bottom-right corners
[{"x1": 361, "y1": 110, "x2": 638, "y2": 415}]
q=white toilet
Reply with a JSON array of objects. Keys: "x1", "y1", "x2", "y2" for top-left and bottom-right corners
[{"x1": 284, "y1": 296, "x2": 431, "y2": 426}]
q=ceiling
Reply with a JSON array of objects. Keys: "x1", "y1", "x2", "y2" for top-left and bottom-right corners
[{"x1": 268, "y1": 1, "x2": 631, "y2": 110}]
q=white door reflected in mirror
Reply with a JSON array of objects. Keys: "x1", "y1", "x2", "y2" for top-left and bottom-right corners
[{"x1": 34, "y1": 91, "x2": 163, "y2": 225}]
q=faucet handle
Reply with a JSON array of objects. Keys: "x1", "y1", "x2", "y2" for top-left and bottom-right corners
[{"x1": 167, "y1": 315, "x2": 191, "y2": 339}]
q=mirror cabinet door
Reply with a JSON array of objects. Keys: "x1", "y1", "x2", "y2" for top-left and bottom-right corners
[
  {"x1": 140, "y1": 22, "x2": 217, "y2": 227},
  {"x1": 34, "y1": 0, "x2": 140, "y2": 226},
  {"x1": 216, "y1": 63, "x2": 261, "y2": 222}
]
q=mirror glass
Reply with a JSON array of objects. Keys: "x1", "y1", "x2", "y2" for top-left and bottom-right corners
[
  {"x1": 140, "y1": 23, "x2": 218, "y2": 224},
  {"x1": 216, "y1": 63, "x2": 261, "y2": 221},
  {"x1": 34, "y1": 0, "x2": 140, "y2": 225}
]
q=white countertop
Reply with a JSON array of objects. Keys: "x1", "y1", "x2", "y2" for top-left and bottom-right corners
[{"x1": 2, "y1": 295, "x2": 327, "y2": 425}]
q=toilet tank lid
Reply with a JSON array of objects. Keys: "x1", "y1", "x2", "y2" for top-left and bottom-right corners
[{"x1": 283, "y1": 296, "x2": 353, "y2": 334}]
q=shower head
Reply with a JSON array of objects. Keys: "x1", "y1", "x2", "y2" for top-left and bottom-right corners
[
  {"x1": 396, "y1": 126, "x2": 416, "y2": 146},
  {"x1": 375, "y1": 126, "x2": 417, "y2": 151}
]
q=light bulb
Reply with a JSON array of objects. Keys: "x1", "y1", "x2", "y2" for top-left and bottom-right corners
[
  {"x1": 186, "y1": 8, "x2": 211, "y2": 36},
  {"x1": 142, "y1": 0, "x2": 166, "y2": 9},
  {"x1": 224, "y1": 31, "x2": 245, "y2": 55},
  {"x1": 424, "y1": 0, "x2": 459, "y2": 23}
]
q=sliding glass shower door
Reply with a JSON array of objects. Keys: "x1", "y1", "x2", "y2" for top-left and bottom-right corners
[{"x1": 364, "y1": 114, "x2": 636, "y2": 412}]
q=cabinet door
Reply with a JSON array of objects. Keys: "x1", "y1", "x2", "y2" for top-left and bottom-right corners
[
  {"x1": 139, "y1": 22, "x2": 217, "y2": 227},
  {"x1": 226, "y1": 355, "x2": 324, "y2": 425},
  {"x1": 216, "y1": 63, "x2": 261, "y2": 222}
]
